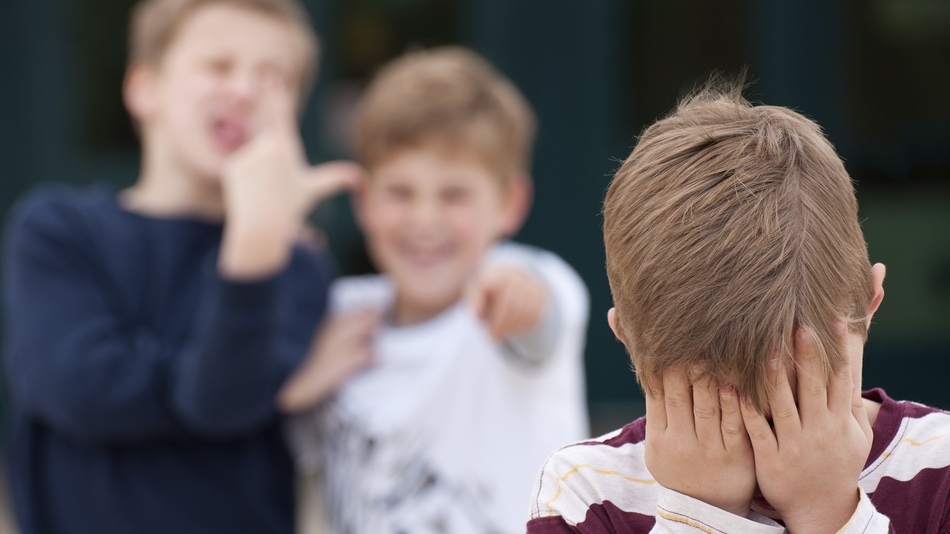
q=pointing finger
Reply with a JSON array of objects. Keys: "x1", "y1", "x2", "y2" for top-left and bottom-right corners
[{"x1": 301, "y1": 161, "x2": 364, "y2": 205}]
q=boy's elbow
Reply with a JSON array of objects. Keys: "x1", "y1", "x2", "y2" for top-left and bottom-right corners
[
  {"x1": 171, "y1": 384, "x2": 277, "y2": 438},
  {"x1": 25, "y1": 382, "x2": 169, "y2": 443}
]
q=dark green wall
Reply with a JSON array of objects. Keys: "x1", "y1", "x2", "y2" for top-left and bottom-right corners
[{"x1": 2, "y1": 0, "x2": 949, "y2": 435}]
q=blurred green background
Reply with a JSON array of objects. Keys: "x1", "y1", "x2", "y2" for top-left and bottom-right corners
[{"x1": 2, "y1": 0, "x2": 949, "y2": 435}]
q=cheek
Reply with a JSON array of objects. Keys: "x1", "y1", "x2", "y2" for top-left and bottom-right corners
[
  {"x1": 359, "y1": 201, "x2": 403, "y2": 243},
  {"x1": 168, "y1": 70, "x2": 219, "y2": 105},
  {"x1": 451, "y1": 201, "x2": 506, "y2": 237}
]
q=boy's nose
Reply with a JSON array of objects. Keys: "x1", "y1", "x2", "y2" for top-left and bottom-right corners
[
  {"x1": 228, "y1": 71, "x2": 264, "y2": 103},
  {"x1": 408, "y1": 198, "x2": 441, "y2": 226}
]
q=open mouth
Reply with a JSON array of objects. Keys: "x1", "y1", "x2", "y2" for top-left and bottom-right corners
[{"x1": 210, "y1": 116, "x2": 248, "y2": 152}]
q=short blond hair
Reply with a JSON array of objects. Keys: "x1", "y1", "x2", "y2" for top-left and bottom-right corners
[
  {"x1": 128, "y1": 0, "x2": 319, "y2": 95},
  {"x1": 353, "y1": 46, "x2": 536, "y2": 185},
  {"x1": 603, "y1": 82, "x2": 873, "y2": 412}
]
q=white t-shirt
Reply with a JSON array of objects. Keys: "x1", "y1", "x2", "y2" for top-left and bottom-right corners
[{"x1": 291, "y1": 242, "x2": 589, "y2": 534}]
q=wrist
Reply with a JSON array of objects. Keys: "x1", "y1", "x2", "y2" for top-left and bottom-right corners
[
  {"x1": 218, "y1": 221, "x2": 296, "y2": 280},
  {"x1": 277, "y1": 364, "x2": 336, "y2": 413},
  {"x1": 783, "y1": 488, "x2": 861, "y2": 534}
]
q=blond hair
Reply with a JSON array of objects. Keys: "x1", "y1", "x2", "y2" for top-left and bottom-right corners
[
  {"x1": 128, "y1": 0, "x2": 319, "y2": 95},
  {"x1": 603, "y1": 82, "x2": 873, "y2": 412},
  {"x1": 353, "y1": 46, "x2": 536, "y2": 185}
]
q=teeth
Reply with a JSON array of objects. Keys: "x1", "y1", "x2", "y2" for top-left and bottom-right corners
[{"x1": 403, "y1": 244, "x2": 448, "y2": 265}]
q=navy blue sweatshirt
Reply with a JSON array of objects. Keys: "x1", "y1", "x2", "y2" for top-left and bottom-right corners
[{"x1": 2, "y1": 186, "x2": 332, "y2": 534}]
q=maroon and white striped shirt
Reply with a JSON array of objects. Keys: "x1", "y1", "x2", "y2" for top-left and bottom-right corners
[{"x1": 527, "y1": 389, "x2": 950, "y2": 533}]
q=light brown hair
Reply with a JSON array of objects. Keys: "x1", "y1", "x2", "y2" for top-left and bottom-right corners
[
  {"x1": 128, "y1": 0, "x2": 319, "y2": 95},
  {"x1": 353, "y1": 46, "x2": 536, "y2": 185},
  {"x1": 603, "y1": 81, "x2": 873, "y2": 412}
]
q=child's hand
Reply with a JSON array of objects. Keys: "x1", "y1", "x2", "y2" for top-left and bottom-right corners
[
  {"x1": 644, "y1": 370, "x2": 756, "y2": 517},
  {"x1": 465, "y1": 264, "x2": 548, "y2": 340},
  {"x1": 276, "y1": 309, "x2": 380, "y2": 413},
  {"x1": 740, "y1": 327, "x2": 873, "y2": 533},
  {"x1": 218, "y1": 76, "x2": 364, "y2": 279}
]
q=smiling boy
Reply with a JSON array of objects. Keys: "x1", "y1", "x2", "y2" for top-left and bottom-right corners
[
  {"x1": 280, "y1": 46, "x2": 590, "y2": 533},
  {"x1": 2, "y1": 1, "x2": 360, "y2": 533}
]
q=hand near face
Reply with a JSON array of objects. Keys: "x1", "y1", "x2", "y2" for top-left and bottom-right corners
[
  {"x1": 740, "y1": 327, "x2": 873, "y2": 533},
  {"x1": 465, "y1": 264, "x2": 548, "y2": 340},
  {"x1": 218, "y1": 76, "x2": 364, "y2": 279},
  {"x1": 276, "y1": 309, "x2": 380, "y2": 413},
  {"x1": 644, "y1": 370, "x2": 756, "y2": 517}
]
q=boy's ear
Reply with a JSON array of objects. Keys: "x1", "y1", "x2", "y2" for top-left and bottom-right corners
[
  {"x1": 607, "y1": 307, "x2": 625, "y2": 343},
  {"x1": 501, "y1": 174, "x2": 532, "y2": 237},
  {"x1": 867, "y1": 263, "x2": 886, "y2": 324},
  {"x1": 123, "y1": 63, "x2": 157, "y2": 123}
]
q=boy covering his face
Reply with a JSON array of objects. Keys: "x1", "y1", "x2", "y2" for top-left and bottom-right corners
[{"x1": 526, "y1": 81, "x2": 950, "y2": 533}]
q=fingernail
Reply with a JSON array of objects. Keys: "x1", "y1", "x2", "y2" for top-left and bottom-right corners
[
  {"x1": 769, "y1": 358, "x2": 781, "y2": 371},
  {"x1": 719, "y1": 388, "x2": 733, "y2": 401},
  {"x1": 742, "y1": 395, "x2": 755, "y2": 410}
]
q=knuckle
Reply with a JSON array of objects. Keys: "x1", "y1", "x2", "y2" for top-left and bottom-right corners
[
  {"x1": 693, "y1": 404, "x2": 717, "y2": 420},
  {"x1": 721, "y1": 420, "x2": 744, "y2": 436},
  {"x1": 772, "y1": 405, "x2": 798, "y2": 421},
  {"x1": 664, "y1": 392, "x2": 689, "y2": 409}
]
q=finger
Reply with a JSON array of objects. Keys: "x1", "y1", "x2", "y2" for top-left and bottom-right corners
[
  {"x1": 259, "y1": 72, "x2": 299, "y2": 139},
  {"x1": 301, "y1": 161, "x2": 365, "y2": 205},
  {"x1": 325, "y1": 308, "x2": 379, "y2": 343},
  {"x1": 794, "y1": 327, "x2": 828, "y2": 418},
  {"x1": 521, "y1": 278, "x2": 548, "y2": 330},
  {"x1": 662, "y1": 370, "x2": 695, "y2": 437},
  {"x1": 740, "y1": 394, "x2": 777, "y2": 452},
  {"x1": 347, "y1": 308, "x2": 382, "y2": 334},
  {"x1": 853, "y1": 383, "x2": 873, "y2": 443},
  {"x1": 488, "y1": 281, "x2": 518, "y2": 338},
  {"x1": 501, "y1": 280, "x2": 539, "y2": 337},
  {"x1": 692, "y1": 375, "x2": 722, "y2": 446},
  {"x1": 644, "y1": 377, "x2": 668, "y2": 434},
  {"x1": 826, "y1": 321, "x2": 854, "y2": 415},
  {"x1": 766, "y1": 351, "x2": 801, "y2": 437},
  {"x1": 468, "y1": 271, "x2": 496, "y2": 325},
  {"x1": 719, "y1": 386, "x2": 748, "y2": 452}
]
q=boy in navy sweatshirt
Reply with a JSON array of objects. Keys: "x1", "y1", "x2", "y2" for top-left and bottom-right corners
[{"x1": 1, "y1": 1, "x2": 361, "y2": 533}]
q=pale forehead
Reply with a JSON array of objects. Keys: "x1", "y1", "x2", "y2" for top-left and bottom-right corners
[
  {"x1": 370, "y1": 148, "x2": 505, "y2": 188},
  {"x1": 164, "y1": 3, "x2": 305, "y2": 72}
]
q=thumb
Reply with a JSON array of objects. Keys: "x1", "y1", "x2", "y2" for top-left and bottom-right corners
[
  {"x1": 300, "y1": 160, "x2": 364, "y2": 205},
  {"x1": 259, "y1": 73, "x2": 298, "y2": 137},
  {"x1": 464, "y1": 270, "x2": 496, "y2": 321},
  {"x1": 852, "y1": 379, "x2": 873, "y2": 443}
]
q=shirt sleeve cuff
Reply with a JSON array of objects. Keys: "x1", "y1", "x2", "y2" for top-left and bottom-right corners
[
  {"x1": 837, "y1": 488, "x2": 891, "y2": 533},
  {"x1": 655, "y1": 486, "x2": 784, "y2": 533}
]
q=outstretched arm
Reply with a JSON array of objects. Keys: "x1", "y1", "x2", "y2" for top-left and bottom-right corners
[
  {"x1": 465, "y1": 263, "x2": 549, "y2": 342},
  {"x1": 465, "y1": 243, "x2": 588, "y2": 366}
]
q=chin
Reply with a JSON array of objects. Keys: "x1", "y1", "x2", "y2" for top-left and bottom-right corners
[{"x1": 191, "y1": 159, "x2": 227, "y2": 184}]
